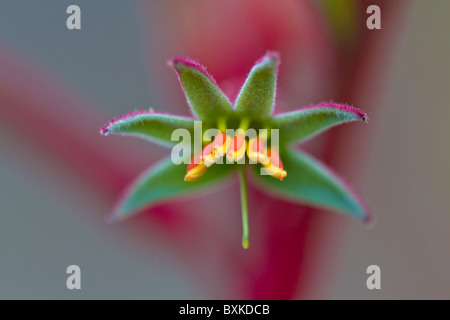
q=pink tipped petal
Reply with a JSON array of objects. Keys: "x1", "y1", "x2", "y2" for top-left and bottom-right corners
[
  {"x1": 169, "y1": 56, "x2": 218, "y2": 86},
  {"x1": 100, "y1": 109, "x2": 154, "y2": 135},
  {"x1": 100, "y1": 110, "x2": 195, "y2": 147},
  {"x1": 254, "y1": 51, "x2": 281, "y2": 67},
  {"x1": 272, "y1": 101, "x2": 368, "y2": 145},
  {"x1": 168, "y1": 57, "x2": 233, "y2": 120},
  {"x1": 109, "y1": 157, "x2": 233, "y2": 222},
  {"x1": 301, "y1": 101, "x2": 368, "y2": 122}
]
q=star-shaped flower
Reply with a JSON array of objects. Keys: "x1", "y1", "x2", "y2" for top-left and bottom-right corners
[{"x1": 100, "y1": 52, "x2": 371, "y2": 249}]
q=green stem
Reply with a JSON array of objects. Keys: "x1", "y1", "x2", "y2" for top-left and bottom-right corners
[{"x1": 238, "y1": 165, "x2": 249, "y2": 249}]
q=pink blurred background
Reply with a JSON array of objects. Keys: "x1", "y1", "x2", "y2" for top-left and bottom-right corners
[{"x1": 0, "y1": 0, "x2": 448, "y2": 299}]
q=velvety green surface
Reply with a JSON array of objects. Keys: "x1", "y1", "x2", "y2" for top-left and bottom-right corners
[
  {"x1": 172, "y1": 61, "x2": 233, "y2": 120},
  {"x1": 103, "y1": 53, "x2": 370, "y2": 223},
  {"x1": 252, "y1": 149, "x2": 367, "y2": 220},
  {"x1": 235, "y1": 53, "x2": 278, "y2": 118},
  {"x1": 111, "y1": 157, "x2": 234, "y2": 221},
  {"x1": 272, "y1": 107, "x2": 365, "y2": 144},
  {"x1": 103, "y1": 113, "x2": 195, "y2": 147}
]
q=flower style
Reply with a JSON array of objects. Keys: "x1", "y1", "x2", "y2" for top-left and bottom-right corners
[{"x1": 100, "y1": 52, "x2": 371, "y2": 249}]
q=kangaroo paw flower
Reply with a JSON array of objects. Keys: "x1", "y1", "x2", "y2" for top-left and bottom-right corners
[{"x1": 101, "y1": 52, "x2": 372, "y2": 248}]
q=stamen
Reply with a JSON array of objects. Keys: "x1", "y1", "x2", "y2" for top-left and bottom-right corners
[
  {"x1": 184, "y1": 163, "x2": 208, "y2": 182},
  {"x1": 201, "y1": 142, "x2": 217, "y2": 167},
  {"x1": 202, "y1": 132, "x2": 232, "y2": 167},
  {"x1": 262, "y1": 148, "x2": 287, "y2": 181},
  {"x1": 213, "y1": 132, "x2": 232, "y2": 158},
  {"x1": 247, "y1": 137, "x2": 270, "y2": 165},
  {"x1": 185, "y1": 151, "x2": 208, "y2": 182},
  {"x1": 226, "y1": 130, "x2": 247, "y2": 163}
]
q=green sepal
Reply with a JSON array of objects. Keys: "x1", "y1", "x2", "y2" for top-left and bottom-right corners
[
  {"x1": 235, "y1": 52, "x2": 279, "y2": 119},
  {"x1": 108, "y1": 157, "x2": 234, "y2": 222},
  {"x1": 251, "y1": 149, "x2": 371, "y2": 222},
  {"x1": 169, "y1": 57, "x2": 234, "y2": 120},
  {"x1": 271, "y1": 103, "x2": 367, "y2": 144},
  {"x1": 100, "y1": 111, "x2": 195, "y2": 148}
]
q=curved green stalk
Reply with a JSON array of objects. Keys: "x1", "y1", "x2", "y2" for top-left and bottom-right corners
[{"x1": 238, "y1": 165, "x2": 249, "y2": 249}]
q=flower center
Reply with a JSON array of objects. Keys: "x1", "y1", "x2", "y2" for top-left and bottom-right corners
[{"x1": 185, "y1": 119, "x2": 287, "y2": 182}]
